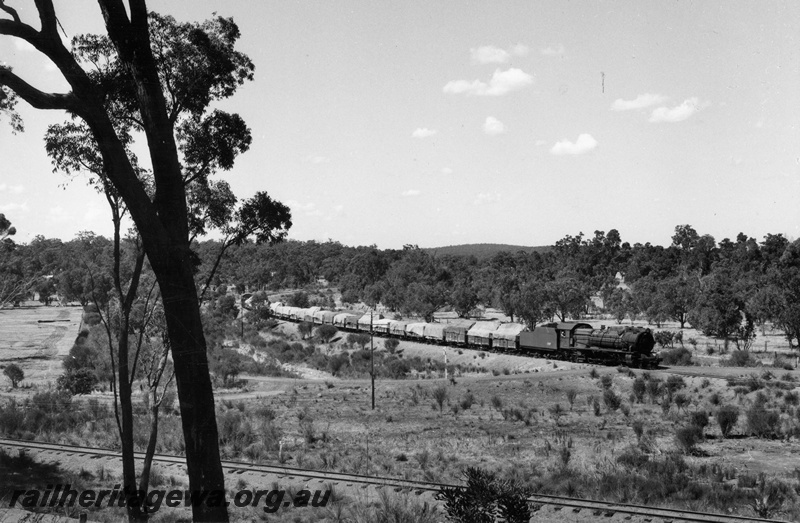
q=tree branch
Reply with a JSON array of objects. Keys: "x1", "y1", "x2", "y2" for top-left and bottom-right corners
[
  {"x1": 33, "y1": 0, "x2": 58, "y2": 38},
  {"x1": 0, "y1": 67, "x2": 78, "y2": 111},
  {"x1": 0, "y1": 0, "x2": 20, "y2": 23}
]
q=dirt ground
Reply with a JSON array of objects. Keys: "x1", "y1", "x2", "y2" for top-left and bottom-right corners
[{"x1": 0, "y1": 305, "x2": 82, "y2": 393}]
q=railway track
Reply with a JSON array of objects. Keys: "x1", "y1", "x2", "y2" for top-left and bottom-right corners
[{"x1": 0, "y1": 438, "x2": 788, "y2": 522}]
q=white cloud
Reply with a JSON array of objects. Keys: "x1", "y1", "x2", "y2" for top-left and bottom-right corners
[
  {"x1": 83, "y1": 202, "x2": 105, "y2": 223},
  {"x1": 483, "y1": 116, "x2": 506, "y2": 135},
  {"x1": 0, "y1": 184, "x2": 24, "y2": 194},
  {"x1": 470, "y1": 44, "x2": 529, "y2": 64},
  {"x1": 474, "y1": 192, "x2": 501, "y2": 205},
  {"x1": 610, "y1": 93, "x2": 668, "y2": 111},
  {"x1": 412, "y1": 127, "x2": 437, "y2": 138},
  {"x1": 649, "y1": 98, "x2": 706, "y2": 123},
  {"x1": 0, "y1": 202, "x2": 29, "y2": 213},
  {"x1": 511, "y1": 44, "x2": 530, "y2": 57},
  {"x1": 551, "y1": 134, "x2": 598, "y2": 155},
  {"x1": 443, "y1": 68, "x2": 533, "y2": 96},
  {"x1": 402, "y1": 189, "x2": 420, "y2": 197},
  {"x1": 287, "y1": 199, "x2": 322, "y2": 216},
  {"x1": 471, "y1": 46, "x2": 509, "y2": 64},
  {"x1": 541, "y1": 44, "x2": 565, "y2": 56},
  {"x1": 535, "y1": 140, "x2": 547, "y2": 147},
  {"x1": 441, "y1": 167, "x2": 453, "y2": 175}
]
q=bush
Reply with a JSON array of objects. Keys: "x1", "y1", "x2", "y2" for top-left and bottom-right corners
[
  {"x1": 722, "y1": 350, "x2": 757, "y2": 367},
  {"x1": 716, "y1": 405, "x2": 739, "y2": 438},
  {"x1": 690, "y1": 410, "x2": 709, "y2": 430},
  {"x1": 747, "y1": 402, "x2": 780, "y2": 439},
  {"x1": 675, "y1": 425, "x2": 703, "y2": 454},
  {"x1": 665, "y1": 375, "x2": 686, "y2": 395},
  {"x1": 432, "y1": 385, "x2": 448, "y2": 413},
  {"x1": 459, "y1": 392, "x2": 476, "y2": 411},
  {"x1": 565, "y1": 389, "x2": 577, "y2": 410},
  {"x1": 327, "y1": 353, "x2": 349, "y2": 376},
  {"x1": 599, "y1": 375, "x2": 613, "y2": 390},
  {"x1": 57, "y1": 368, "x2": 98, "y2": 394},
  {"x1": 3, "y1": 364, "x2": 24, "y2": 388},
  {"x1": 632, "y1": 377, "x2": 646, "y2": 403},
  {"x1": 660, "y1": 347, "x2": 693, "y2": 366},
  {"x1": 384, "y1": 338, "x2": 400, "y2": 354},
  {"x1": 603, "y1": 389, "x2": 621, "y2": 412},
  {"x1": 297, "y1": 321, "x2": 314, "y2": 339},
  {"x1": 316, "y1": 324, "x2": 338, "y2": 344},
  {"x1": 654, "y1": 330, "x2": 675, "y2": 348},
  {"x1": 288, "y1": 291, "x2": 310, "y2": 308},
  {"x1": 437, "y1": 467, "x2": 532, "y2": 523},
  {"x1": 646, "y1": 379, "x2": 662, "y2": 403}
]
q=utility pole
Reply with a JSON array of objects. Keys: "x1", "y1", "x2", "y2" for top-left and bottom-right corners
[
  {"x1": 240, "y1": 295, "x2": 245, "y2": 339},
  {"x1": 370, "y1": 309, "x2": 375, "y2": 409}
]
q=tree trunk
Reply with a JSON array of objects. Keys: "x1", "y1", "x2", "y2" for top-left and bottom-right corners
[
  {"x1": 118, "y1": 328, "x2": 148, "y2": 522},
  {"x1": 139, "y1": 403, "x2": 160, "y2": 494},
  {"x1": 155, "y1": 256, "x2": 227, "y2": 522}
]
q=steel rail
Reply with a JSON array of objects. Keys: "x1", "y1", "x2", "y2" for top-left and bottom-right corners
[{"x1": 0, "y1": 438, "x2": 788, "y2": 522}]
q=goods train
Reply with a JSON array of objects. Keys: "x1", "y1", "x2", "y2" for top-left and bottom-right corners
[{"x1": 268, "y1": 303, "x2": 660, "y2": 368}]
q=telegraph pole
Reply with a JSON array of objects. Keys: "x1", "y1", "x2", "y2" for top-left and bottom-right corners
[{"x1": 370, "y1": 309, "x2": 375, "y2": 409}]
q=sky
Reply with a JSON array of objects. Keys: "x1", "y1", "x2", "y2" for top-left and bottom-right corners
[{"x1": 0, "y1": 1, "x2": 798, "y2": 249}]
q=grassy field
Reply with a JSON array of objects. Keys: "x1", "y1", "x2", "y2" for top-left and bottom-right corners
[
  {"x1": 3, "y1": 305, "x2": 800, "y2": 521},
  {"x1": 0, "y1": 304, "x2": 82, "y2": 391}
]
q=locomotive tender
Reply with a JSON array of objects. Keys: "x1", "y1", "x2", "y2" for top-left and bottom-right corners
[{"x1": 269, "y1": 303, "x2": 660, "y2": 368}]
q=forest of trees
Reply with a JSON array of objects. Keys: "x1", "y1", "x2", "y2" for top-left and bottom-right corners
[{"x1": 3, "y1": 224, "x2": 799, "y2": 351}]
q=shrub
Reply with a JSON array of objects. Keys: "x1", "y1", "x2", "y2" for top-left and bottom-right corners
[
  {"x1": 57, "y1": 368, "x2": 97, "y2": 394},
  {"x1": 288, "y1": 291, "x2": 310, "y2": 308},
  {"x1": 784, "y1": 391, "x2": 799, "y2": 406},
  {"x1": 589, "y1": 368, "x2": 599, "y2": 379},
  {"x1": 490, "y1": 395, "x2": 503, "y2": 411},
  {"x1": 384, "y1": 338, "x2": 400, "y2": 354},
  {"x1": 327, "y1": 353, "x2": 349, "y2": 376},
  {"x1": 654, "y1": 330, "x2": 675, "y2": 348},
  {"x1": 3, "y1": 364, "x2": 23, "y2": 388},
  {"x1": 660, "y1": 347, "x2": 693, "y2": 366},
  {"x1": 747, "y1": 404, "x2": 780, "y2": 438},
  {"x1": 665, "y1": 375, "x2": 686, "y2": 395},
  {"x1": 432, "y1": 385, "x2": 448, "y2": 413},
  {"x1": 751, "y1": 477, "x2": 793, "y2": 518},
  {"x1": 632, "y1": 377, "x2": 646, "y2": 403},
  {"x1": 565, "y1": 389, "x2": 577, "y2": 410},
  {"x1": 723, "y1": 350, "x2": 757, "y2": 367},
  {"x1": 386, "y1": 359, "x2": 411, "y2": 379},
  {"x1": 599, "y1": 374, "x2": 613, "y2": 390},
  {"x1": 459, "y1": 392, "x2": 476, "y2": 411},
  {"x1": 316, "y1": 325, "x2": 338, "y2": 344},
  {"x1": 631, "y1": 419, "x2": 645, "y2": 443},
  {"x1": 592, "y1": 397, "x2": 601, "y2": 416},
  {"x1": 716, "y1": 405, "x2": 739, "y2": 438},
  {"x1": 603, "y1": 389, "x2": 621, "y2": 412},
  {"x1": 675, "y1": 425, "x2": 703, "y2": 454},
  {"x1": 297, "y1": 321, "x2": 314, "y2": 339},
  {"x1": 548, "y1": 403, "x2": 565, "y2": 425},
  {"x1": 690, "y1": 410, "x2": 709, "y2": 431},
  {"x1": 437, "y1": 467, "x2": 533, "y2": 523},
  {"x1": 646, "y1": 379, "x2": 662, "y2": 403}
]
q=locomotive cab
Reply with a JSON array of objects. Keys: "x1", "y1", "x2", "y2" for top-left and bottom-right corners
[{"x1": 518, "y1": 322, "x2": 592, "y2": 359}]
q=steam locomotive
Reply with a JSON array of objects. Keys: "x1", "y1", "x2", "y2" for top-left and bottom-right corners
[{"x1": 268, "y1": 303, "x2": 660, "y2": 368}]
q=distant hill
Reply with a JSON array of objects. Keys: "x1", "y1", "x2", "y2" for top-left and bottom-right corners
[{"x1": 424, "y1": 243, "x2": 550, "y2": 260}]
